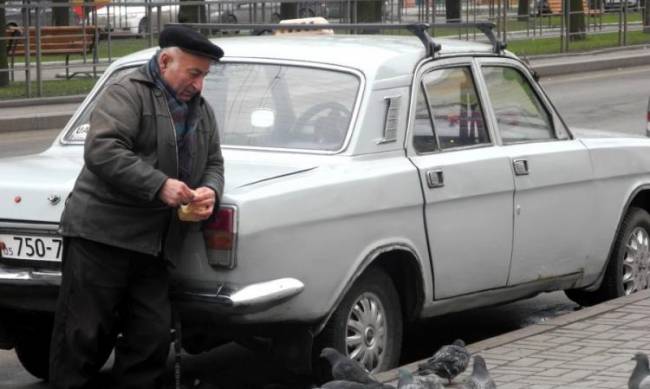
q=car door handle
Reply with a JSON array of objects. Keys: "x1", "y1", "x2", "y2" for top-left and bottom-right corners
[
  {"x1": 513, "y1": 159, "x2": 529, "y2": 176},
  {"x1": 426, "y1": 169, "x2": 444, "y2": 188}
]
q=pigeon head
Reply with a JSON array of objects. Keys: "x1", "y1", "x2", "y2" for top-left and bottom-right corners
[
  {"x1": 473, "y1": 355, "x2": 489, "y2": 375},
  {"x1": 632, "y1": 353, "x2": 650, "y2": 367},
  {"x1": 452, "y1": 339, "x2": 466, "y2": 347},
  {"x1": 320, "y1": 347, "x2": 342, "y2": 362}
]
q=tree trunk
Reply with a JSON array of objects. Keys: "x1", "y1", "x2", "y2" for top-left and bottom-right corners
[
  {"x1": 0, "y1": 0, "x2": 8, "y2": 87},
  {"x1": 179, "y1": 0, "x2": 206, "y2": 23},
  {"x1": 280, "y1": 3, "x2": 298, "y2": 19},
  {"x1": 356, "y1": 0, "x2": 382, "y2": 22},
  {"x1": 445, "y1": 0, "x2": 460, "y2": 22},
  {"x1": 569, "y1": 0, "x2": 586, "y2": 40},
  {"x1": 517, "y1": 0, "x2": 529, "y2": 21},
  {"x1": 644, "y1": 0, "x2": 650, "y2": 33},
  {"x1": 52, "y1": 0, "x2": 70, "y2": 25}
]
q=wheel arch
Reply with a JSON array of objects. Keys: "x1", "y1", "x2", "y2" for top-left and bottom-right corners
[
  {"x1": 583, "y1": 184, "x2": 650, "y2": 292},
  {"x1": 314, "y1": 242, "x2": 425, "y2": 336}
]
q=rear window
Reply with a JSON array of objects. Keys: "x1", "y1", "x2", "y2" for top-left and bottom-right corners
[{"x1": 64, "y1": 62, "x2": 360, "y2": 152}]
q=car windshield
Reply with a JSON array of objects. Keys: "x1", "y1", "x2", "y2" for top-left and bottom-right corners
[{"x1": 64, "y1": 62, "x2": 360, "y2": 152}]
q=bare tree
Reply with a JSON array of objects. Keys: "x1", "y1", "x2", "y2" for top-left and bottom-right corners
[
  {"x1": 643, "y1": 0, "x2": 650, "y2": 33},
  {"x1": 518, "y1": 0, "x2": 529, "y2": 21},
  {"x1": 0, "y1": 0, "x2": 8, "y2": 87},
  {"x1": 179, "y1": 0, "x2": 206, "y2": 24},
  {"x1": 53, "y1": 0, "x2": 70, "y2": 25},
  {"x1": 568, "y1": 0, "x2": 586, "y2": 40},
  {"x1": 446, "y1": 0, "x2": 460, "y2": 22}
]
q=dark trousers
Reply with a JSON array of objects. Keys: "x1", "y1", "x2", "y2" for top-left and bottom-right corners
[{"x1": 49, "y1": 237, "x2": 171, "y2": 389}]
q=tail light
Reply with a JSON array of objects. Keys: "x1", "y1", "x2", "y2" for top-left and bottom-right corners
[{"x1": 203, "y1": 206, "x2": 237, "y2": 269}]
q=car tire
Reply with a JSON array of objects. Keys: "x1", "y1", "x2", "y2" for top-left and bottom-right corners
[
  {"x1": 315, "y1": 267, "x2": 402, "y2": 377},
  {"x1": 566, "y1": 206, "x2": 650, "y2": 306},
  {"x1": 13, "y1": 315, "x2": 54, "y2": 380}
]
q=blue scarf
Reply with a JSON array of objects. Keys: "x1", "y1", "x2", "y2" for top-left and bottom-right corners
[{"x1": 148, "y1": 54, "x2": 199, "y2": 184}]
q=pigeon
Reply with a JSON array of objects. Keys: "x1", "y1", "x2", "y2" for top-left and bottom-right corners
[
  {"x1": 397, "y1": 368, "x2": 442, "y2": 389},
  {"x1": 629, "y1": 352, "x2": 650, "y2": 389},
  {"x1": 319, "y1": 380, "x2": 395, "y2": 389},
  {"x1": 320, "y1": 347, "x2": 378, "y2": 384},
  {"x1": 462, "y1": 355, "x2": 496, "y2": 389},
  {"x1": 417, "y1": 339, "x2": 471, "y2": 384}
]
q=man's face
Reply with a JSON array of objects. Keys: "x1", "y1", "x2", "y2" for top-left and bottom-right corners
[{"x1": 159, "y1": 48, "x2": 211, "y2": 102}]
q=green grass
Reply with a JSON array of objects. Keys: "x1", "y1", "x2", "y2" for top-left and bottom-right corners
[
  {"x1": 507, "y1": 29, "x2": 650, "y2": 56},
  {"x1": 0, "y1": 78, "x2": 97, "y2": 100}
]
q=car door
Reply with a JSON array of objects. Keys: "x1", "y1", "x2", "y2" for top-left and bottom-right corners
[
  {"x1": 407, "y1": 59, "x2": 515, "y2": 299},
  {"x1": 476, "y1": 58, "x2": 596, "y2": 286}
]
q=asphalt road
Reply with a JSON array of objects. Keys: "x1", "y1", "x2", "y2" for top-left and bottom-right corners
[{"x1": 1, "y1": 64, "x2": 650, "y2": 388}]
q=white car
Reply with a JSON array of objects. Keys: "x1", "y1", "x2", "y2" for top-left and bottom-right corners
[
  {"x1": 1, "y1": 22, "x2": 650, "y2": 381},
  {"x1": 90, "y1": 0, "x2": 220, "y2": 34}
]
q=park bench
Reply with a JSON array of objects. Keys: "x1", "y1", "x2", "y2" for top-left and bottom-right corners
[
  {"x1": 544, "y1": 0, "x2": 602, "y2": 16},
  {"x1": 5, "y1": 25, "x2": 98, "y2": 79}
]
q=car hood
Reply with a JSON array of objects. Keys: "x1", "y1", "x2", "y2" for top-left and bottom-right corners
[{"x1": 0, "y1": 148, "x2": 320, "y2": 224}]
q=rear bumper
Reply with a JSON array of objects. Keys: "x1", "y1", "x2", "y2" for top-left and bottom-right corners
[
  {"x1": 171, "y1": 277, "x2": 305, "y2": 315},
  {"x1": 0, "y1": 263, "x2": 305, "y2": 316},
  {"x1": 0, "y1": 264, "x2": 60, "y2": 312}
]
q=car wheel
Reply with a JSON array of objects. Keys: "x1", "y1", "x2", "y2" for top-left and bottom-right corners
[
  {"x1": 316, "y1": 267, "x2": 402, "y2": 376},
  {"x1": 13, "y1": 315, "x2": 54, "y2": 380},
  {"x1": 566, "y1": 206, "x2": 650, "y2": 306}
]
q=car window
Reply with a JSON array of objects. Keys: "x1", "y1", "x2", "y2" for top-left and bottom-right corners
[
  {"x1": 64, "y1": 63, "x2": 359, "y2": 152},
  {"x1": 204, "y1": 63, "x2": 359, "y2": 151},
  {"x1": 412, "y1": 85, "x2": 437, "y2": 153},
  {"x1": 63, "y1": 66, "x2": 136, "y2": 143},
  {"x1": 421, "y1": 66, "x2": 489, "y2": 150},
  {"x1": 482, "y1": 66, "x2": 554, "y2": 144}
]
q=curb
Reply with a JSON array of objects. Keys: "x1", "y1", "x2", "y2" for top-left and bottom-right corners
[
  {"x1": 531, "y1": 51, "x2": 650, "y2": 77},
  {"x1": 375, "y1": 289, "x2": 650, "y2": 384}
]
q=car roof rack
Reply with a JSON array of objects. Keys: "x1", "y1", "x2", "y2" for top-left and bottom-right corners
[{"x1": 166, "y1": 22, "x2": 507, "y2": 57}]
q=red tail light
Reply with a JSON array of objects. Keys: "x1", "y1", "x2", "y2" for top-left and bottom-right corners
[{"x1": 203, "y1": 206, "x2": 237, "y2": 268}]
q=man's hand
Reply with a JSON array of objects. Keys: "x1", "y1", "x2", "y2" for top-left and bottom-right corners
[
  {"x1": 187, "y1": 187, "x2": 217, "y2": 221},
  {"x1": 159, "y1": 178, "x2": 195, "y2": 207}
]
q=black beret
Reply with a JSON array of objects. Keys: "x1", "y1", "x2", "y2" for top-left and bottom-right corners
[{"x1": 159, "y1": 25, "x2": 224, "y2": 61}]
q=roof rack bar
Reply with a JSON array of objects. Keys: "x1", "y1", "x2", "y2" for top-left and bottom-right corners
[{"x1": 167, "y1": 22, "x2": 506, "y2": 57}]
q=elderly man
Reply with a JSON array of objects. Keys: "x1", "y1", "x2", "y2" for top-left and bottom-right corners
[{"x1": 49, "y1": 25, "x2": 224, "y2": 389}]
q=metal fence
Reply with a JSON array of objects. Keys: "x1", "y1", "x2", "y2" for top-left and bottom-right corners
[{"x1": 1, "y1": 0, "x2": 649, "y2": 98}]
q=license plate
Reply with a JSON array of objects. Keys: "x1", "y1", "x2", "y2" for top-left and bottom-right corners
[{"x1": 0, "y1": 234, "x2": 63, "y2": 262}]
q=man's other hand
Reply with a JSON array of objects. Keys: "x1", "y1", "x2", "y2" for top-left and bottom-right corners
[
  {"x1": 159, "y1": 178, "x2": 195, "y2": 207},
  {"x1": 188, "y1": 187, "x2": 216, "y2": 220}
]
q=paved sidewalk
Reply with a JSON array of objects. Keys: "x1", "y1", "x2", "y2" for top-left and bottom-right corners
[{"x1": 379, "y1": 289, "x2": 650, "y2": 388}]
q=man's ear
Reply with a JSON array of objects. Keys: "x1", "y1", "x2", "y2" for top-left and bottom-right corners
[{"x1": 159, "y1": 52, "x2": 171, "y2": 72}]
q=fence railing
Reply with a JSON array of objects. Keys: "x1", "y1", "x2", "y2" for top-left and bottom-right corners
[{"x1": 1, "y1": 0, "x2": 649, "y2": 98}]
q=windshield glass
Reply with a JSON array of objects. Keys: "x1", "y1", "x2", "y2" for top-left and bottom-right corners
[{"x1": 64, "y1": 62, "x2": 360, "y2": 152}]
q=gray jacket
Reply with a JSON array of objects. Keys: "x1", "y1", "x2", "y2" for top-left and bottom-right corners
[{"x1": 59, "y1": 63, "x2": 224, "y2": 265}]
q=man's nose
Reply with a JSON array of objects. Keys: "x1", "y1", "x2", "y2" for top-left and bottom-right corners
[{"x1": 192, "y1": 76, "x2": 205, "y2": 92}]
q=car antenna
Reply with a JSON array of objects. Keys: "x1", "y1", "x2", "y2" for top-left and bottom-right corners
[{"x1": 168, "y1": 22, "x2": 507, "y2": 58}]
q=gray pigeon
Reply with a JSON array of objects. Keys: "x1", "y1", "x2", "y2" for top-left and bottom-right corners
[
  {"x1": 629, "y1": 352, "x2": 650, "y2": 389},
  {"x1": 397, "y1": 368, "x2": 442, "y2": 389},
  {"x1": 462, "y1": 355, "x2": 496, "y2": 389},
  {"x1": 417, "y1": 339, "x2": 471, "y2": 384},
  {"x1": 321, "y1": 347, "x2": 377, "y2": 385}
]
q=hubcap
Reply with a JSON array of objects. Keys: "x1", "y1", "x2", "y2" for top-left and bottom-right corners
[
  {"x1": 622, "y1": 227, "x2": 650, "y2": 295},
  {"x1": 345, "y1": 292, "x2": 387, "y2": 373}
]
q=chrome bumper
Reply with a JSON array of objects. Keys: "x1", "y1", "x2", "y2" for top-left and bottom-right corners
[
  {"x1": 0, "y1": 265, "x2": 61, "y2": 285},
  {"x1": 173, "y1": 277, "x2": 305, "y2": 314}
]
